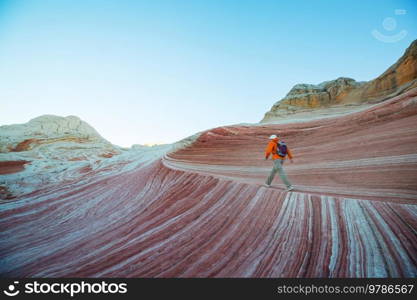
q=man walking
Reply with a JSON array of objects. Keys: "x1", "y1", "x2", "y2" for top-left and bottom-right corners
[{"x1": 264, "y1": 134, "x2": 294, "y2": 191}]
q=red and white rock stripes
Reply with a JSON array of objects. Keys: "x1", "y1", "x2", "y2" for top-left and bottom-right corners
[{"x1": 0, "y1": 89, "x2": 417, "y2": 277}]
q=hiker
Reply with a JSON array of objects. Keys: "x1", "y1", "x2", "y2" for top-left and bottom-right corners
[{"x1": 264, "y1": 134, "x2": 294, "y2": 191}]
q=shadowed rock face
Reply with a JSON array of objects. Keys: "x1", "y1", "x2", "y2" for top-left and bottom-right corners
[
  {"x1": 262, "y1": 39, "x2": 417, "y2": 123},
  {"x1": 0, "y1": 88, "x2": 416, "y2": 277}
]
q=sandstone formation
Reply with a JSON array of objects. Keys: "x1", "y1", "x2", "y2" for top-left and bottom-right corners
[
  {"x1": 0, "y1": 115, "x2": 105, "y2": 152},
  {"x1": 262, "y1": 39, "x2": 417, "y2": 123},
  {"x1": 0, "y1": 115, "x2": 123, "y2": 198},
  {"x1": 0, "y1": 88, "x2": 416, "y2": 277},
  {"x1": 1, "y1": 41, "x2": 416, "y2": 277},
  {"x1": 0, "y1": 115, "x2": 201, "y2": 200},
  {"x1": 361, "y1": 39, "x2": 417, "y2": 100}
]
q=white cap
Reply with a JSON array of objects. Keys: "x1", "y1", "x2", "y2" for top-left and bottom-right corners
[{"x1": 269, "y1": 134, "x2": 277, "y2": 139}]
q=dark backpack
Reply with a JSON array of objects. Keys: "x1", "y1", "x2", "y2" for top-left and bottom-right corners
[{"x1": 277, "y1": 141, "x2": 288, "y2": 157}]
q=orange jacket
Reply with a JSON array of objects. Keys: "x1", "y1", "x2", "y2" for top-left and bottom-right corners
[{"x1": 265, "y1": 138, "x2": 293, "y2": 160}]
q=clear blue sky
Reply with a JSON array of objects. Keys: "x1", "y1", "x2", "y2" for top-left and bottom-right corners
[{"x1": 1, "y1": 0, "x2": 416, "y2": 146}]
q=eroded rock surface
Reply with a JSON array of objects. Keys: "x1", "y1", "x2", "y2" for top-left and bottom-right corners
[
  {"x1": 0, "y1": 89, "x2": 416, "y2": 277},
  {"x1": 262, "y1": 39, "x2": 417, "y2": 123}
]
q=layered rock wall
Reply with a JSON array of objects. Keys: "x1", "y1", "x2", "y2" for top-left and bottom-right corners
[
  {"x1": 262, "y1": 39, "x2": 417, "y2": 122},
  {"x1": 1, "y1": 88, "x2": 416, "y2": 277}
]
